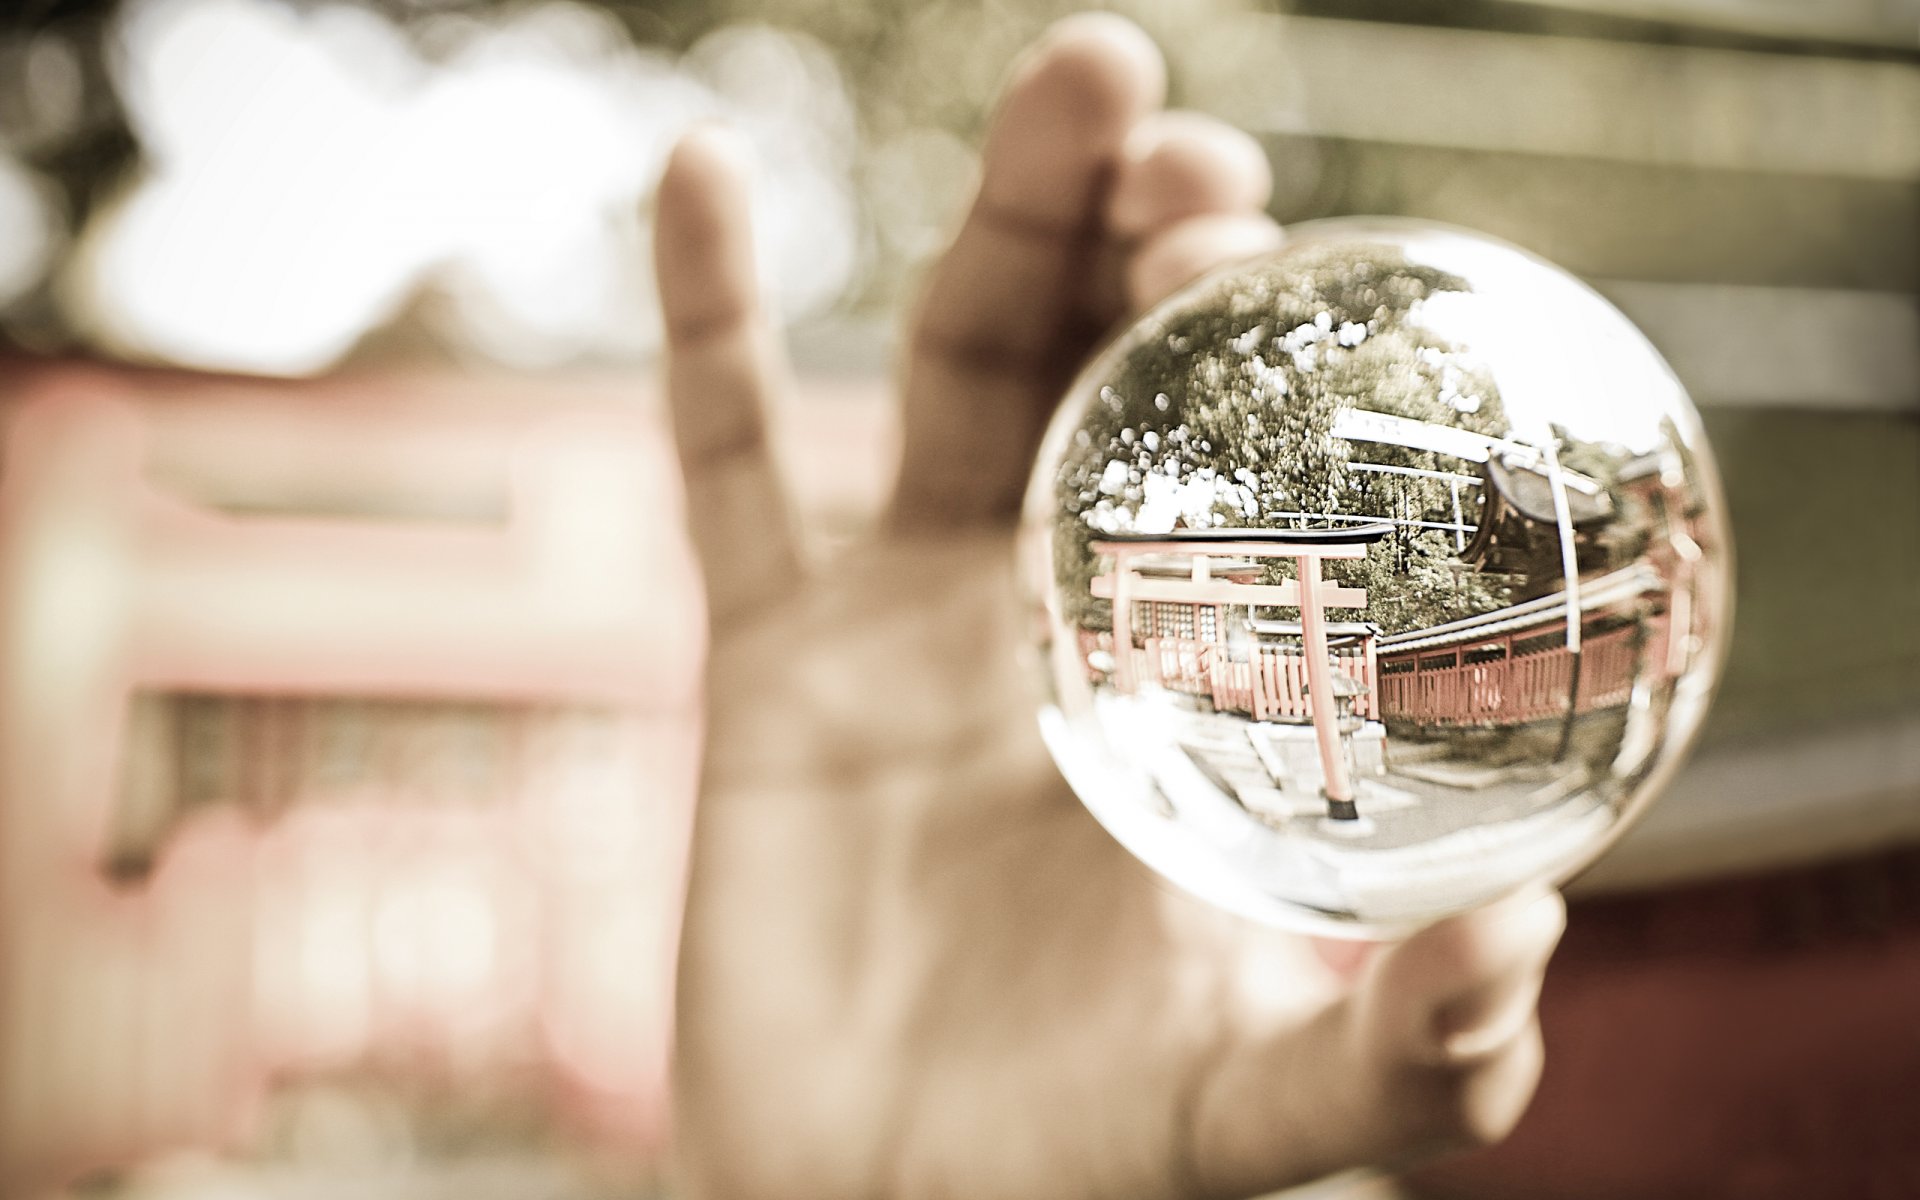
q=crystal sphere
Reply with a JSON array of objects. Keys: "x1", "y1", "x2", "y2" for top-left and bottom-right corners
[{"x1": 1022, "y1": 219, "x2": 1730, "y2": 936}]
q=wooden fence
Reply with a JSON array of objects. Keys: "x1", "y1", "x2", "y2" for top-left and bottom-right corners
[
  {"x1": 1081, "y1": 608, "x2": 1661, "y2": 730},
  {"x1": 1079, "y1": 631, "x2": 1379, "y2": 723},
  {"x1": 1374, "y1": 621, "x2": 1646, "y2": 729}
]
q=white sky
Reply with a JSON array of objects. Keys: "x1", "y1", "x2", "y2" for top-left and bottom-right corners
[{"x1": 1393, "y1": 226, "x2": 1691, "y2": 456}]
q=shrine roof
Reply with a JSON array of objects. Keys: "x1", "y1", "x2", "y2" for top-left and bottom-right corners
[
  {"x1": 1249, "y1": 619, "x2": 1383, "y2": 639},
  {"x1": 1092, "y1": 523, "x2": 1393, "y2": 546}
]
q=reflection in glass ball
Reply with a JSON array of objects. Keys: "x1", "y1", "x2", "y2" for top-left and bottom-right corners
[{"x1": 1022, "y1": 220, "x2": 1730, "y2": 936}]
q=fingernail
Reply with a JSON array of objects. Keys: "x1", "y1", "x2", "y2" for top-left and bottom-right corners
[
  {"x1": 674, "y1": 122, "x2": 754, "y2": 176},
  {"x1": 1311, "y1": 935, "x2": 1378, "y2": 981}
]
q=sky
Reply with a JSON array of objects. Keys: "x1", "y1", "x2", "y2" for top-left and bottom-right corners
[{"x1": 1396, "y1": 223, "x2": 1694, "y2": 456}]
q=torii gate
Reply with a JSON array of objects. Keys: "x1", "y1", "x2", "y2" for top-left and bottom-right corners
[{"x1": 1090, "y1": 524, "x2": 1391, "y2": 820}]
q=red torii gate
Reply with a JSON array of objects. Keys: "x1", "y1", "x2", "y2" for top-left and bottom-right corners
[{"x1": 1090, "y1": 525, "x2": 1390, "y2": 820}]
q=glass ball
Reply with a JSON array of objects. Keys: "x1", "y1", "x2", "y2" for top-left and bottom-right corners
[{"x1": 1022, "y1": 219, "x2": 1731, "y2": 937}]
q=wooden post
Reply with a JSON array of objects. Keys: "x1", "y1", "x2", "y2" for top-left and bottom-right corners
[
  {"x1": 1297, "y1": 555, "x2": 1357, "y2": 819},
  {"x1": 1251, "y1": 646, "x2": 1268, "y2": 722},
  {"x1": 1363, "y1": 634, "x2": 1379, "y2": 721},
  {"x1": 1543, "y1": 435, "x2": 1585, "y2": 764},
  {"x1": 1110, "y1": 549, "x2": 1135, "y2": 694}
]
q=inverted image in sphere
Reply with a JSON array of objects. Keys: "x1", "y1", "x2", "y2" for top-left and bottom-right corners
[{"x1": 1022, "y1": 219, "x2": 1730, "y2": 936}]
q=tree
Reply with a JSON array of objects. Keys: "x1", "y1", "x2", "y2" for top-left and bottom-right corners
[{"x1": 1051, "y1": 243, "x2": 1514, "y2": 636}]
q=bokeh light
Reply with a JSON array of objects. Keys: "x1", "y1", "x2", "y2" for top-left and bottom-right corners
[
  {"x1": 0, "y1": 151, "x2": 61, "y2": 309},
  {"x1": 65, "y1": 0, "x2": 861, "y2": 374}
]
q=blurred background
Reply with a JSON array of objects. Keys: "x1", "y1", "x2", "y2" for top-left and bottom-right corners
[{"x1": 0, "y1": 0, "x2": 1916, "y2": 1196}]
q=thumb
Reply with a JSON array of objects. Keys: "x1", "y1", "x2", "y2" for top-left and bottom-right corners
[
  {"x1": 1358, "y1": 889, "x2": 1567, "y2": 1075},
  {"x1": 1186, "y1": 891, "x2": 1566, "y2": 1197}
]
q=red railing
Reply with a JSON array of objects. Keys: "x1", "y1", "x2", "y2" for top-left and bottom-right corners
[
  {"x1": 1208, "y1": 641, "x2": 1378, "y2": 723},
  {"x1": 1080, "y1": 615, "x2": 1656, "y2": 730},
  {"x1": 1077, "y1": 631, "x2": 1378, "y2": 723},
  {"x1": 1374, "y1": 621, "x2": 1648, "y2": 729}
]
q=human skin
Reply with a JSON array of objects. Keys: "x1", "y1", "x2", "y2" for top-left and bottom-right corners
[{"x1": 655, "y1": 15, "x2": 1567, "y2": 1200}]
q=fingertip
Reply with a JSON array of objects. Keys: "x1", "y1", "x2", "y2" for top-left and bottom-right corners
[
  {"x1": 658, "y1": 125, "x2": 752, "y2": 229},
  {"x1": 1021, "y1": 12, "x2": 1168, "y2": 126},
  {"x1": 1126, "y1": 212, "x2": 1284, "y2": 312},
  {"x1": 1423, "y1": 888, "x2": 1567, "y2": 961},
  {"x1": 983, "y1": 13, "x2": 1165, "y2": 203},
  {"x1": 1360, "y1": 890, "x2": 1564, "y2": 1067},
  {"x1": 1111, "y1": 110, "x2": 1274, "y2": 237},
  {"x1": 1390, "y1": 889, "x2": 1566, "y2": 998},
  {"x1": 656, "y1": 124, "x2": 763, "y2": 337},
  {"x1": 669, "y1": 123, "x2": 753, "y2": 180}
]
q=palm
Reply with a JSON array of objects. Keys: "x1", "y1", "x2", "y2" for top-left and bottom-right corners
[
  {"x1": 658, "y1": 17, "x2": 1563, "y2": 1200},
  {"x1": 689, "y1": 533, "x2": 1324, "y2": 1197}
]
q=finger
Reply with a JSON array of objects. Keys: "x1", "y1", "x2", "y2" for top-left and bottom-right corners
[
  {"x1": 655, "y1": 127, "x2": 803, "y2": 630},
  {"x1": 1080, "y1": 111, "x2": 1275, "y2": 336},
  {"x1": 1360, "y1": 890, "x2": 1566, "y2": 1070},
  {"x1": 893, "y1": 14, "x2": 1164, "y2": 530},
  {"x1": 1126, "y1": 211, "x2": 1284, "y2": 314},
  {"x1": 1185, "y1": 892, "x2": 1566, "y2": 1196},
  {"x1": 1107, "y1": 110, "x2": 1273, "y2": 241},
  {"x1": 1079, "y1": 111, "x2": 1275, "y2": 339}
]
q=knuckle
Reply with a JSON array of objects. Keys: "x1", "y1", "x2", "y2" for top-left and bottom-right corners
[{"x1": 1397, "y1": 1026, "x2": 1545, "y2": 1151}]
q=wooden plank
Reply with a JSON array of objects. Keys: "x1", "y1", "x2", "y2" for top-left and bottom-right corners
[
  {"x1": 1698, "y1": 410, "x2": 1920, "y2": 739},
  {"x1": 1265, "y1": 134, "x2": 1920, "y2": 292},
  {"x1": 1175, "y1": 15, "x2": 1920, "y2": 180},
  {"x1": 1597, "y1": 281, "x2": 1920, "y2": 412},
  {"x1": 1494, "y1": 0, "x2": 1920, "y2": 49},
  {"x1": 1587, "y1": 708, "x2": 1920, "y2": 892}
]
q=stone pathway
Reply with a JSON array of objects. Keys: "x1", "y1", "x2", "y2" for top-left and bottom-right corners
[{"x1": 1167, "y1": 703, "x2": 1609, "y2": 852}]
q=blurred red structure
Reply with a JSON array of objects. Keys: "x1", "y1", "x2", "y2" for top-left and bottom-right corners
[
  {"x1": 0, "y1": 360, "x2": 703, "y2": 1191},
  {"x1": 1417, "y1": 849, "x2": 1920, "y2": 1199}
]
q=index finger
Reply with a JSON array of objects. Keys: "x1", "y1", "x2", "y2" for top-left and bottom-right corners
[{"x1": 655, "y1": 129, "x2": 804, "y2": 632}]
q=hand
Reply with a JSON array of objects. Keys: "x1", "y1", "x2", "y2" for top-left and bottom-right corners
[{"x1": 656, "y1": 15, "x2": 1566, "y2": 1199}]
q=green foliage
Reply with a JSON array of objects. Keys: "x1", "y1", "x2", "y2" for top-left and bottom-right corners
[{"x1": 1052, "y1": 244, "x2": 1514, "y2": 636}]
